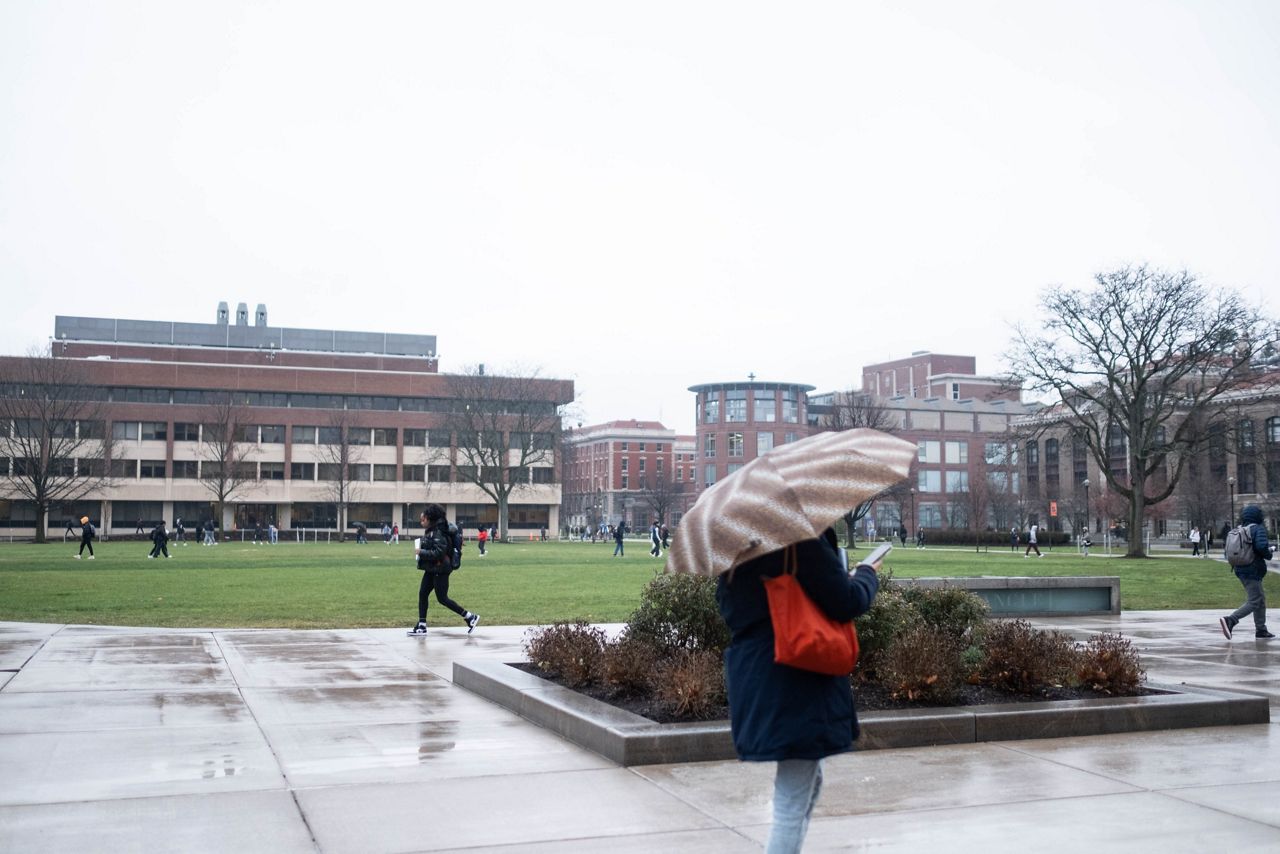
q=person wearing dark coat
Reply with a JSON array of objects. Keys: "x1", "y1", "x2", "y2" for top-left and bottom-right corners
[
  {"x1": 1219, "y1": 504, "x2": 1275, "y2": 640},
  {"x1": 148, "y1": 521, "x2": 170, "y2": 559},
  {"x1": 716, "y1": 528, "x2": 881, "y2": 853},
  {"x1": 613, "y1": 523, "x2": 625, "y2": 557}
]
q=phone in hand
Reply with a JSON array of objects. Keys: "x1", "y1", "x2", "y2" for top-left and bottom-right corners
[{"x1": 861, "y1": 542, "x2": 893, "y2": 568}]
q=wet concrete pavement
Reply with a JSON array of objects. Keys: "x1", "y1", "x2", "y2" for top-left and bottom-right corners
[{"x1": 1, "y1": 611, "x2": 1279, "y2": 853}]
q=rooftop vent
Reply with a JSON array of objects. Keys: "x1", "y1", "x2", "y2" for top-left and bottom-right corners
[
  {"x1": 255, "y1": 304, "x2": 267, "y2": 327},
  {"x1": 217, "y1": 302, "x2": 229, "y2": 325},
  {"x1": 236, "y1": 303, "x2": 248, "y2": 326}
]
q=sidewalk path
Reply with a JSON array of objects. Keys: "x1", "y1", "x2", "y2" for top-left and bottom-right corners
[{"x1": 1, "y1": 611, "x2": 1278, "y2": 853}]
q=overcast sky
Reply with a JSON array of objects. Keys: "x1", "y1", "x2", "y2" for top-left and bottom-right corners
[{"x1": 2, "y1": 1, "x2": 1277, "y2": 434}]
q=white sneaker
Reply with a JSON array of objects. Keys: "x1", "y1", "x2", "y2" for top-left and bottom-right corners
[{"x1": 74, "y1": 554, "x2": 80, "y2": 559}]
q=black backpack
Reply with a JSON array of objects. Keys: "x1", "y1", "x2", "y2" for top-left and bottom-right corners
[{"x1": 447, "y1": 523, "x2": 463, "y2": 570}]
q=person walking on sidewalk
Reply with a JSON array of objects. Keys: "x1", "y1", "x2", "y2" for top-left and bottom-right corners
[
  {"x1": 408, "y1": 504, "x2": 479, "y2": 636},
  {"x1": 1024, "y1": 523, "x2": 1043, "y2": 557},
  {"x1": 1219, "y1": 504, "x2": 1276, "y2": 640},
  {"x1": 1190, "y1": 526, "x2": 1202, "y2": 557},
  {"x1": 649, "y1": 520, "x2": 662, "y2": 557},
  {"x1": 613, "y1": 522, "x2": 625, "y2": 557}
]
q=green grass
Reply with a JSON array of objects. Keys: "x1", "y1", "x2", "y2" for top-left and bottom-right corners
[{"x1": 0, "y1": 538, "x2": 1270, "y2": 628}]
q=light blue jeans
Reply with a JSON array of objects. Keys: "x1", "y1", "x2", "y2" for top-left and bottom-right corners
[{"x1": 767, "y1": 759, "x2": 823, "y2": 854}]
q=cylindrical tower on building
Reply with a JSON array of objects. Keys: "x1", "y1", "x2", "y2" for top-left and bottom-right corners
[{"x1": 687, "y1": 380, "x2": 817, "y2": 491}]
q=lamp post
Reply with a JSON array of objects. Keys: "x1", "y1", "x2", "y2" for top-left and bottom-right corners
[
  {"x1": 910, "y1": 487, "x2": 916, "y2": 539},
  {"x1": 1228, "y1": 475, "x2": 1237, "y2": 524},
  {"x1": 1082, "y1": 478, "x2": 1091, "y2": 536}
]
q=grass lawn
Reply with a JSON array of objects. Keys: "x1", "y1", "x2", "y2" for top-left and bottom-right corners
[{"x1": 0, "y1": 538, "x2": 1271, "y2": 628}]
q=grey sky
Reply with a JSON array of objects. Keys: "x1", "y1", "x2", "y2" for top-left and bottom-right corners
[{"x1": 2, "y1": 1, "x2": 1277, "y2": 434}]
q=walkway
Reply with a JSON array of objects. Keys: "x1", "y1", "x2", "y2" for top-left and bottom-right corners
[{"x1": 1, "y1": 611, "x2": 1278, "y2": 853}]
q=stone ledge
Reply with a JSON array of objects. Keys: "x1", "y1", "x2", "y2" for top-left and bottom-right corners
[
  {"x1": 454, "y1": 659, "x2": 1270, "y2": 766},
  {"x1": 899, "y1": 575, "x2": 1121, "y2": 616}
]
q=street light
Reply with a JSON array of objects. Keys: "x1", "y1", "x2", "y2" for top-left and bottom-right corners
[
  {"x1": 909, "y1": 487, "x2": 916, "y2": 539},
  {"x1": 1082, "y1": 478, "x2": 1091, "y2": 536},
  {"x1": 1228, "y1": 475, "x2": 1237, "y2": 524}
]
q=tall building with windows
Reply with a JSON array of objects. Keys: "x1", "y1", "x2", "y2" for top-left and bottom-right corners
[
  {"x1": 561, "y1": 420, "x2": 695, "y2": 531},
  {"x1": 0, "y1": 305, "x2": 572, "y2": 537},
  {"x1": 687, "y1": 380, "x2": 817, "y2": 492}
]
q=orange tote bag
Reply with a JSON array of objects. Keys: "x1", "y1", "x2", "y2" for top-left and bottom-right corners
[{"x1": 763, "y1": 545, "x2": 860, "y2": 676}]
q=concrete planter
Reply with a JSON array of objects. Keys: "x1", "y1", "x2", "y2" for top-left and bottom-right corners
[{"x1": 454, "y1": 659, "x2": 1269, "y2": 767}]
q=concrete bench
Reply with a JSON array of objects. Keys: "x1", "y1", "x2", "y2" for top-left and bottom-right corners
[{"x1": 898, "y1": 576, "x2": 1120, "y2": 617}]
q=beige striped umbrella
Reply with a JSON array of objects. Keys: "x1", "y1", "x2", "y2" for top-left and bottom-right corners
[{"x1": 666, "y1": 428, "x2": 916, "y2": 577}]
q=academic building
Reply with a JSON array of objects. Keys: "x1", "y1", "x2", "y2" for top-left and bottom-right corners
[{"x1": 0, "y1": 303, "x2": 572, "y2": 537}]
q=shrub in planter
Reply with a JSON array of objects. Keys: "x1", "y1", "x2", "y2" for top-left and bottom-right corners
[
  {"x1": 626, "y1": 572, "x2": 729, "y2": 654},
  {"x1": 879, "y1": 624, "x2": 966, "y2": 704},
  {"x1": 853, "y1": 580, "x2": 915, "y2": 678},
  {"x1": 1076, "y1": 632, "x2": 1145, "y2": 695},
  {"x1": 978, "y1": 619, "x2": 1079, "y2": 693},
  {"x1": 523, "y1": 621, "x2": 606, "y2": 689},
  {"x1": 653, "y1": 648, "x2": 726, "y2": 720},
  {"x1": 899, "y1": 585, "x2": 989, "y2": 641},
  {"x1": 596, "y1": 632, "x2": 662, "y2": 698}
]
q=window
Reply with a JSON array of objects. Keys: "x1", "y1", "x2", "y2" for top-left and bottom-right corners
[
  {"x1": 984, "y1": 442, "x2": 1009, "y2": 466},
  {"x1": 316, "y1": 463, "x2": 341, "y2": 481},
  {"x1": 781, "y1": 391, "x2": 799, "y2": 423},
  {"x1": 172, "y1": 422, "x2": 199, "y2": 442},
  {"x1": 1238, "y1": 464, "x2": 1256, "y2": 493},
  {"x1": 428, "y1": 465, "x2": 451, "y2": 482},
  {"x1": 638, "y1": 458, "x2": 646, "y2": 473},
  {"x1": 317, "y1": 427, "x2": 341, "y2": 444},
  {"x1": 348, "y1": 464, "x2": 370, "y2": 481},
  {"x1": 373, "y1": 464, "x2": 397, "y2": 481},
  {"x1": 374, "y1": 428, "x2": 398, "y2": 446},
  {"x1": 428, "y1": 429, "x2": 451, "y2": 447},
  {"x1": 704, "y1": 464, "x2": 717, "y2": 487},
  {"x1": 1267, "y1": 417, "x2": 1280, "y2": 445},
  {"x1": 639, "y1": 442, "x2": 647, "y2": 452},
  {"x1": 727, "y1": 463, "x2": 744, "y2": 476},
  {"x1": 704, "y1": 434, "x2": 716, "y2": 458},
  {"x1": 348, "y1": 429, "x2": 371, "y2": 446},
  {"x1": 1238, "y1": 419, "x2": 1255, "y2": 452},
  {"x1": 110, "y1": 459, "x2": 136, "y2": 478},
  {"x1": 259, "y1": 425, "x2": 285, "y2": 444},
  {"x1": 754, "y1": 390, "x2": 776, "y2": 422},
  {"x1": 140, "y1": 460, "x2": 166, "y2": 478},
  {"x1": 621, "y1": 458, "x2": 629, "y2": 472},
  {"x1": 757, "y1": 432, "x2": 775, "y2": 456},
  {"x1": 79, "y1": 420, "x2": 106, "y2": 440},
  {"x1": 290, "y1": 462, "x2": 315, "y2": 481},
  {"x1": 621, "y1": 474, "x2": 629, "y2": 489},
  {"x1": 946, "y1": 471, "x2": 969, "y2": 492},
  {"x1": 945, "y1": 441, "x2": 968, "y2": 464},
  {"x1": 141, "y1": 422, "x2": 167, "y2": 441},
  {"x1": 260, "y1": 462, "x2": 285, "y2": 480},
  {"x1": 112, "y1": 422, "x2": 139, "y2": 440},
  {"x1": 532, "y1": 467, "x2": 554, "y2": 484},
  {"x1": 239, "y1": 425, "x2": 259, "y2": 443},
  {"x1": 918, "y1": 470, "x2": 941, "y2": 492},
  {"x1": 784, "y1": 432, "x2": 798, "y2": 444},
  {"x1": 726, "y1": 390, "x2": 747, "y2": 422},
  {"x1": 621, "y1": 442, "x2": 629, "y2": 451},
  {"x1": 403, "y1": 464, "x2": 425, "y2": 482},
  {"x1": 918, "y1": 441, "x2": 941, "y2": 464},
  {"x1": 917, "y1": 503, "x2": 942, "y2": 528},
  {"x1": 728, "y1": 432, "x2": 744, "y2": 457},
  {"x1": 676, "y1": 467, "x2": 684, "y2": 482},
  {"x1": 951, "y1": 382, "x2": 960, "y2": 401},
  {"x1": 1045, "y1": 438, "x2": 1059, "y2": 465},
  {"x1": 1025, "y1": 441, "x2": 1039, "y2": 466},
  {"x1": 172, "y1": 460, "x2": 198, "y2": 479},
  {"x1": 292, "y1": 426, "x2": 317, "y2": 444},
  {"x1": 704, "y1": 397, "x2": 719, "y2": 424},
  {"x1": 404, "y1": 429, "x2": 426, "y2": 447}
]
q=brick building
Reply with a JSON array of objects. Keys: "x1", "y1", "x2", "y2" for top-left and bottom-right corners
[{"x1": 0, "y1": 304, "x2": 572, "y2": 538}]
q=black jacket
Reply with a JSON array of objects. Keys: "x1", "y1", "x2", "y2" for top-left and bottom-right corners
[
  {"x1": 417, "y1": 521, "x2": 453, "y2": 572},
  {"x1": 716, "y1": 530, "x2": 879, "y2": 762}
]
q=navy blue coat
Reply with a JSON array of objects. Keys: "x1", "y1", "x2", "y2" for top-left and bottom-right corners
[
  {"x1": 716, "y1": 531, "x2": 879, "y2": 762},
  {"x1": 1234, "y1": 505, "x2": 1275, "y2": 581}
]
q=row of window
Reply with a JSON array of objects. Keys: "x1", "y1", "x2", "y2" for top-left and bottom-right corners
[
  {"x1": 98, "y1": 387, "x2": 558, "y2": 415},
  {"x1": 105, "y1": 422, "x2": 553, "y2": 449},
  {"x1": 0, "y1": 457, "x2": 554, "y2": 484},
  {"x1": 703, "y1": 431, "x2": 802, "y2": 458},
  {"x1": 701, "y1": 390, "x2": 802, "y2": 425},
  {"x1": 913, "y1": 469, "x2": 1020, "y2": 494}
]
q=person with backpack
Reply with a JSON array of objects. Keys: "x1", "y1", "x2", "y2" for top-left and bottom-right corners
[
  {"x1": 409, "y1": 504, "x2": 478, "y2": 636},
  {"x1": 148, "y1": 521, "x2": 171, "y2": 559},
  {"x1": 75, "y1": 516, "x2": 96, "y2": 559},
  {"x1": 1219, "y1": 504, "x2": 1275, "y2": 640}
]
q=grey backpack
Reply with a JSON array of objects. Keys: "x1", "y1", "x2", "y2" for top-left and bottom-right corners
[{"x1": 1223, "y1": 524, "x2": 1257, "y2": 567}]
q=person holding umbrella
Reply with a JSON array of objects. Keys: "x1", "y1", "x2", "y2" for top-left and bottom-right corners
[{"x1": 668, "y1": 428, "x2": 915, "y2": 854}]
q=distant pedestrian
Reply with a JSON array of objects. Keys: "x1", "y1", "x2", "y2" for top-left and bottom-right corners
[
  {"x1": 490, "y1": 525, "x2": 498, "y2": 545},
  {"x1": 661, "y1": 523, "x2": 670, "y2": 550},
  {"x1": 148, "y1": 521, "x2": 170, "y2": 559},
  {"x1": 135, "y1": 518, "x2": 144, "y2": 535},
  {"x1": 898, "y1": 523, "x2": 908, "y2": 546},
  {"x1": 540, "y1": 526, "x2": 547, "y2": 542},
  {"x1": 203, "y1": 519, "x2": 216, "y2": 546},
  {"x1": 75, "y1": 516, "x2": 96, "y2": 559},
  {"x1": 253, "y1": 521, "x2": 264, "y2": 545},
  {"x1": 477, "y1": 526, "x2": 488, "y2": 556},
  {"x1": 382, "y1": 522, "x2": 392, "y2": 544},
  {"x1": 915, "y1": 528, "x2": 926, "y2": 549},
  {"x1": 64, "y1": 518, "x2": 76, "y2": 541},
  {"x1": 174, "y1": 518, "x2": 185, "y2": 545},
  {"x1": 613, "y1": 523, "x2": 625, "y2": 557},
  {"x1": 1010, "y1": 526, "x2": 1019, "y2": 552},
  {"x1": 391, "y1": 523, "x2": 399, "y2": 544},
  {"x1": 650, "y1": 520, "x2": 662, "y2": 557},
  {"x1": 268, "y1": 522, "x2": 278, "y2": 545},
  {"x1": 1190, "y1": 526, "x2": 1202, "y2": 557},
  {"x1": 1081, "y1": 528, "x2": 1092, "y2": 557},
  {"x1": 355, "y1": 522, "x2": 368, "y2": 544},
  {"x1": 1219, "y1": 505, "x2": 1276, "y2": 640},
  {"x1": 1024, "y1": 523, "x2": 1043, "y2": 557}
]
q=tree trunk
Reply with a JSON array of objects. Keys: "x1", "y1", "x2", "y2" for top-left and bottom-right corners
[
  {"x1": 34, "y1": 502, "x2": 47, "y2": 545},
  {"x1": 498, "y1": 494, "x2": 509, "y2": 542},
  {"x1": 1127, "y1": 483, "x2": 1146, "y2": 558}
]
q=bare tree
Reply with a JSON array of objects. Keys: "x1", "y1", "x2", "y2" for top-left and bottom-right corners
[
  {"x1": 316, "y1": 411, "x2": 365, "y2": 541},
  {"x1": 1008, "y1": 265, "x2": 1271, "y2": 557},
  {"x1": 820, "y1": 390, "x2": 902, "y2": 546},
  {"x1": 440, "y1": 367, "x2": 568, "y2": 540},
  {"x1": 198, "y1": 394, "x2": 257, "y2": 533},
  {"x1": 0, "y1": 352, "x2": 113, "y2": 542},
  {"x1": 638, "y1": 468, "x2": 680, "y2": 526}
]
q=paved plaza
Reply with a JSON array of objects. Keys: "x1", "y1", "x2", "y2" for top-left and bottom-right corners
[{"x1": 2, "y1": 611, "x2": 1280, "y2": 853}]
